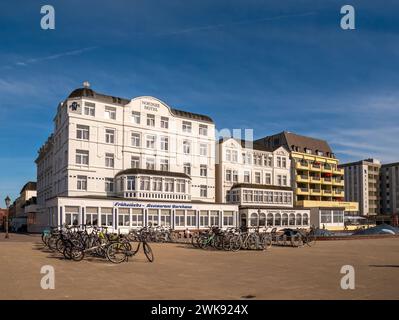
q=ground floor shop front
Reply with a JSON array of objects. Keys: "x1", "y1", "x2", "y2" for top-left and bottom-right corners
[
  {"x1": 39, "y1": 196, "x2": 239, "y2": 232},
  {"x1": 239, "y1": 207, "x2": 311, "y2": 230}
]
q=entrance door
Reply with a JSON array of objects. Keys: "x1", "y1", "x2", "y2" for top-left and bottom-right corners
[{"x1": 240, "y1": 213, "x2": 247, "y2": 229}]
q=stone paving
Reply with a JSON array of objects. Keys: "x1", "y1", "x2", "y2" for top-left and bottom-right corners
[{"x1": 0, "y1": 233, "x2": 398, "y2": 299}]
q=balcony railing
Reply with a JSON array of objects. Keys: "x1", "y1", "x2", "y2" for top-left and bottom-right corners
[
  {"x1": 310, "y1": 163, "x2": 322, "y2": 171},
  {"x1": 296, "y1": 175, "x2": 310, "y2": 182},
  {"x1": 296, "y1": 162, "x2": 309, "y2": 170},
  {"x1": 297, "y1": 188, "x2": 310, "y2": 195},
  {"x1": 310, "y1": 189, "x2": 321, "y2": 195},
  {"x1": 322, "y1": 177, "x2": 332, "y2": 184}
]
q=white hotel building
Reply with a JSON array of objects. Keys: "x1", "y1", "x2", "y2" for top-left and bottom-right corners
[
  {"x1": 35, "y1": 85, "x2": 237, "y2": 232},
  {"x1": 35, "y1": 84, "x2": 309, "y2": 232},
  {"x1": 216, "y1": 138, "x2": 310, "y2": 229}
]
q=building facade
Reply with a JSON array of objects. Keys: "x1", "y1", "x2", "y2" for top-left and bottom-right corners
[
  {"x1": 255, "y1": 132, "x2": 359, "y2": 230},
  {"x1": 339, "y1": 159, "x2": 381, "y2": 216},
  {"x1": 215, "y1": 137, "x2": 311, "y2": 229},
  {"x1": 380, "y1": 162, "x2": 399, "y2": 216},
  {"x1": 35, "y1": 85, "x2": 238, "y2": 231}
]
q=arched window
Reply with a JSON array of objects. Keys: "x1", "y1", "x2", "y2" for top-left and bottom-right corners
[
  {"x1": 250, "y1": 213, "x2": 258, "y2": 227},
  {"x1": 289, "y1": 213, "x2": 295, "y2": 226},
  {"x1": 267, "y1": 213, "x2": 274, "y2": 226},
  {"x1": 282, "y1": 213, "x2": 288, "y2": 226},
  {"x1": 303, "y1": 213, "x2": 309, "y2": 225},
  {"x1": 274, "y1": 213, "x2": 281, "y2": 226},
  {"x1": 296, "y1": 213, "x2": 302, "y2": 225},
  {"x1": 259, "y1": 213, "x2": 266, "y2": 226}
]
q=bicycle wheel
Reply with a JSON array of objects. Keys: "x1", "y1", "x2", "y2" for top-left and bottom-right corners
[
  {"x1": 198, "y1": 235, "x2": 210, "y2": 249},
  {"x1": 247, "y1": 234, "x2": 258, "y2": 250},
  {"x1": 230, "y1": 235, "x2": 242, "y2": 252},
  {"x1": 222, "y1": 235, "x2": 232, "y2": 251},
  {"x1": 306, "y1": 233, "x2": 316, "y2": 247},
  {"x1": 106, "y1": 242, "x2": 128, "y2": 264},
  {"x1": 191, "y1": 234, "x2": 199, "y2": 248},
  {"x1": 41, "y1": 233, "x2": 48, "y2": 246},
  {"x1": 63, "y1": 246, "x2": 72, "y2": 260},
  {"x1": 47, "y1": 236, "x2": 58, "y2": 251},
  {"x1": 143, "y1": 242, "x2": 154, "y2": 262},
  {"x1": 290, "y1": 234, "x2": 301, "y2": 247},
  {"x1": 264, "y1": 235, "x2": 272, "y2": 250},
  {"x1": 56, "y1": 238, "x2": 65, "y2": 253},
  {"x1": 70, "y1": 247, "x2": 85, "y2": 261}
]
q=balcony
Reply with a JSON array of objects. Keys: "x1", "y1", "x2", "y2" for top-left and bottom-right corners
[
  {"x1": 321, "y1": 177, "x2": 332, "y2": 184},
  {"x1": 310, "y1": 189, "x2": 321, "y2": 196},
  {"x1": 322, "y1": 189, "x2": 332, "y2": 196},
  {"x1": 296, "y1": 162, "x2": 309, "y2": 170},
  {"x1": 296, "y1": 175, "x2": 310, "y2": 183},
  {"x1": 310, "y1": 176, "x2": 321, "y2": 184},
  {"x1": 332, "y1": 178, "x2": 344, "y2": 186},
  {"x1": 333, "y1": 167, "x2": 344, "y2": 175},
  {"x1": 333, "y1": 190, "x2": 344, "y2": 197},
  {"x1": 310, "y1": 163, "x2": 322, "y2": 172},
  {"x1": 297, "y1": 188, "x2": 310, "y2": 195},
  {"x1": 322, "y1": 164, "x2": 332, "y2": 173}
]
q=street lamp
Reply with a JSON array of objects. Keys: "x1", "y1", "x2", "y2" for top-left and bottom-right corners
[{"x1": 4, "y1": 195, "x2": 11, "y2": 239}]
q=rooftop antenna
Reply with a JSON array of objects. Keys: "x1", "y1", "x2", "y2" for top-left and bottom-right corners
[{"x1": 83, "y1": 81, "x2": 90, "y2": 88}]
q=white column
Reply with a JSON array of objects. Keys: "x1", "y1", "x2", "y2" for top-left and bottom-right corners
[
  {"x1": 97, "y1": 206, "x2": 101, "y2": 227},
  {"x1": 184, "y1": 210, "x2": 187, "y2": 229}
]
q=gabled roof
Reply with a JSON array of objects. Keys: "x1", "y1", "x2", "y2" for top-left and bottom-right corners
[
  {"x1": 256, "y1": 131, "x2": 333, "y2": 157},
  {"x1": 20, "y1": 181, "x2": 37, "y2": 194}
]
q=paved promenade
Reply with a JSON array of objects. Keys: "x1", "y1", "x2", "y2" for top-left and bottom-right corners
[{"x1": 0, "y1": 233, "x2": 398, "y2": 299}]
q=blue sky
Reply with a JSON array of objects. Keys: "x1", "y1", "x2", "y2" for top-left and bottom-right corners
[{"x1": 1, "y1": 0, "x2": 398, "y2": 203}]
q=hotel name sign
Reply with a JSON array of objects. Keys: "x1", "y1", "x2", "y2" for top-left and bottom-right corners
[
  {"x1": 114, "y1": 201, "x2": 193, "y2": 209},
  {"x1": 141, "y1": 100, "x2": 160, "y2": 112}
]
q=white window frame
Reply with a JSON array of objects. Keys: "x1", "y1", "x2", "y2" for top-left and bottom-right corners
[
  {"x1": 131, "y1": 156, "x2": 140, "y2": 168},
  {"x1": 131, "y1": 132, "x2": 141, "y2": 147},
  {"x1": 160, "y1": 117, "x2": 169, "y2": 129},
  {"x1": 147, "y1": 114, "x2": 155, "y2": 127},
  {"x1": 160, "y1": 136, "x2": 169, "y2": 151},
  {"x1": 182, "y1": 121, "x2": 192, "y2": 133},
  {"x1": 160, "y1": 159, "x2": 169, "y2": 171},
  {"x1": 105, "y1": 128, "x2": 115, "y2": 144},
  {"x1": 104, "y1": 106, "x2": 116, "y2": 120},
  {"x1": 146, "y1": 135, "x2": 156, "y2": 149},
  {"x1": 105, "y1": 153, "x2": 115, "y2": 168},
  {"x1": 200, "y1": 143, "x2": 207, "y2": 156},
  {"x1": 76, "y1": 125, "x2": 89, "y2": 140},
  {"x1": 183, "y1": 140, "x2": 191, "y2": 154},
  {"x1": 132, "y1": 111, "x2": 140, "y2": 124},
  {"x1": 84, "y1": 102, "x2": 95, "y2": 116},
  {"x1": 75, "y1": 150, "x2": 89, "y2": 165},
  {"x1": 199, "y1": 124, "x2": 208, "y2": 136},
  {"x1": 77, "y1": 175, "x2": 87, "y2": 190}
]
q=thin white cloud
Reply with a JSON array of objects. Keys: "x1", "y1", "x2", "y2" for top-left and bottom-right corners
[
  {"x1": 155, "y1": 11, "x2": 318, "y2": 37},
  {"x1": 1, "y1": 46, "x2": 98, "y2": 69}
]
